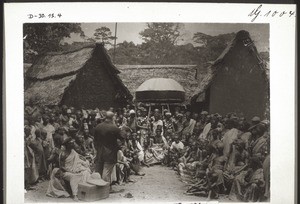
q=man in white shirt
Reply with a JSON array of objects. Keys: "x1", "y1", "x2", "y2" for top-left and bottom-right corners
[
  {"x1": 167, "y1": 133, "x2": 184, "y2": 167},
  {"x1": 170, "y1": 134, "x2": 184, "y2": 151}
]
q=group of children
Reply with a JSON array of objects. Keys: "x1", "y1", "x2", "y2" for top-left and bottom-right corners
[{"x1": 24, "y1": 103, "x2": 270, "y2": 202}]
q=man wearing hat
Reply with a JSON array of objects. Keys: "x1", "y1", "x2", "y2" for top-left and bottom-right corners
[
  {"x1": 251, "y1": 116, "x2": 261, "y2": 126},
  {"x1": 94, "y1": 111, "x2": 124, "y2": 193}
]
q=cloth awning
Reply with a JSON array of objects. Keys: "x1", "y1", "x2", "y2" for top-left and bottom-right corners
[{"x1": 135, "y1": 78, "x2": 185, "y2": 103}]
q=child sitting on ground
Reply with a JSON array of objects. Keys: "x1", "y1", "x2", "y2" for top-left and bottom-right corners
[{"x1": 116, "y1": 145, "x2": 132, "y2": 184}]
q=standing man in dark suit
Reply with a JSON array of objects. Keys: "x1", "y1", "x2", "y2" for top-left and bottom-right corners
[{"x1": 94, "y1": 111, "x2": 124, "y2": 192}]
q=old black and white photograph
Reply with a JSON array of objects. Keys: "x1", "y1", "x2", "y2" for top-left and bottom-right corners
[
  {"x1": 4, "y1": 3, "x2": 296, "y2": 204},
  {"x1": 23, "y1": 22, "x2": 270, "y2": 202}
]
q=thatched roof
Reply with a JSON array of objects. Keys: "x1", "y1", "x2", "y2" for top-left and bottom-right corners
[
  {"x1": 26, "y1": 44, "x2": 120, "y2": 81},
  {"x1": 192, "y1": 30, "x2": 269, "y2": 100},
  {"x1": 25, "y1": 75, "x2": 77, "y2": 105},
  {"x1": 116, "y1": 65, "x2": 199, "y2": 104},
  {"x1": 25, "y1": 43, "x2": 131, "y2": 106}
]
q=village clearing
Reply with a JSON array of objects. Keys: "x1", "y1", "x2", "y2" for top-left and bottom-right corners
[{"x1": 25, "y1": 165, "x2": 230, "y2": 203}]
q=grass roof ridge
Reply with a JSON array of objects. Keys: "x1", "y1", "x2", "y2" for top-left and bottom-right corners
[{"x1": 45, "y1": 43, "x2": 96, "y2": 56}]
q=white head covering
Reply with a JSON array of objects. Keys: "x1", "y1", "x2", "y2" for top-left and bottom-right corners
[{"x1": 129, "y1": 109, "x2": 135, "y2": 115}]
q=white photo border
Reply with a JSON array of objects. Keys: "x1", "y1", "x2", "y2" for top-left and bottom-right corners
[{"x1": 4, "y1": 2, "x2": 296, "y2": 204}]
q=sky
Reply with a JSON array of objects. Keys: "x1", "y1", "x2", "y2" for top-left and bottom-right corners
[{"x1": 64, "y1": 23, "x2": 269, "y2": 52}]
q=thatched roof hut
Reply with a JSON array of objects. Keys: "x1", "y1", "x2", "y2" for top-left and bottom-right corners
[
  {"x1": 191, "y1": 30, "x2": 269, "y2": 119},
  {"x1": 117, "y1": 65, "x2": 198, "y2": 104},
  {"x1": 25, "y1": 43, "x2": 132, "y2": 109}
]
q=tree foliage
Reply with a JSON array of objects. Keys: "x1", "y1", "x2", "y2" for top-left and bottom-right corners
[
  {"x1": 23, "y1": 23, "x2": 239, "y2": 66},
  {"x1": 138, "y1": 23, "x2": 184, "y2": 64},
  {"x1": 23, "y1": 23, "x2": 84, "y2": 62},
  {"x1": 93, "y1": 26, "x2": 116, "y2": 46},
  {"x1": 110, "y1": 27, "x2": 235, "y2": 65},
  {"x1": 140, "y1": 23, "x2": 182, "y2": 45},
  {"x1": 108, "y1": 41, "x2": 142, "y2": 64},
  {"x1": 193, "y1": 32, "x2": 236, "y2": 64}
]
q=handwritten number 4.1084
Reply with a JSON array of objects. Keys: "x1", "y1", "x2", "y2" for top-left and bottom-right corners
[{"x1": 249, "y1": 4, "x2": 296, "y2": 22}]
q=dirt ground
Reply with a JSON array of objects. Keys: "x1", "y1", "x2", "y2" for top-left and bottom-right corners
[{"x1": 25, "y1": 165, "x2": 229, "y2": 203}]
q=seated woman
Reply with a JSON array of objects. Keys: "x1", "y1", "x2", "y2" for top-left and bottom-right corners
[
  {"x1": 228, "y1": 156, "x2": 265, "y2": 202},
  {"x1": 46, "y1": 137, "x2": 98, "y2": 201},
  {"x1": 177, "y1": 140, "x2": 201, "y2": 184},
  {"x1": 206, "y1": 141, "x2": 228, "y2": 199}
]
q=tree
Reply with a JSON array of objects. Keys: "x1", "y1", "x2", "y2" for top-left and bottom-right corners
[
  {"x1": 139, "y1": 23, "x2": 183, "y2": 64},
  {"x1": 193, "y1": 32, "x2": 235, "y2": 64},
  {"x1": 23, "y1": 23, "x2": 84, "y2": 62},
  {"x1": 93, "y1": 26, "x2": 116, "y2": 46},
  {"x1": 140, "y1": 23, "x2": 182, "y2": 45},
  {"x1": 108, "y1": 41, "x2": 142, "y2": 64}
]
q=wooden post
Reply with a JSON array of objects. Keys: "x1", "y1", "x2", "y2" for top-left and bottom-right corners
[
  {"x1": 167, "y1": 104, "x2": 170, "y2": 112},
  {"x1": 147, "y1": 105, "x2": 151, "y2": 133},
  {"x1": 113, "y1": 23, "x2": 117, "y2": 63},
  {"x1": 134, "y1": 100, "x2": 138, "y2": 132},
  {"x1": 161, "y1": 105, "x2": 164, "y2": 120}
]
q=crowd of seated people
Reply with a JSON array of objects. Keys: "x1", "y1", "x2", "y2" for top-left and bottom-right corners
[{"x1": 24, "y1": 103, "x2": 270, "y2": 202}]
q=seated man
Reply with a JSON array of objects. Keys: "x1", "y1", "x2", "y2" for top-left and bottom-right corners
[
  {"x1": 153, "y1": 128, "x2": 168, "y2": 147},
  {"x1": 170, "y1": 134, "x2": 184, "y2": 151},
  {"x1": 144, "y1": 128, "x2": 168, "y2": 165},
  {"x1": 46, "y1": 137, "x2": 98, "y2": 201},
  {"x1": 206, "y1": 141, "x2": 228, "y2": 199},
  {"x1": 30, "y1": 129, "x2": 48, "y2": 181},
  {"x1": 229, "y1": 156, "x2": 265, "y2": 202},
  {"x1": 116, "y1": 145, "x2": 132, "y2": 184},
  {"x1": 167, "y1": 133, "x2": 184, "y2": 167},
  {"x1": 24, "y1": 126, "x2": 39, "y2": 189},
  {"x1": 131, "y1": 134, "x2": 149, "y2": 167},
  {"x1": 73, "y1": 135, "x2": 86, "y2": 156},
  {"x1": 83, "y1": 129, "x2": 95, "y2": 155},
  {"x1": 123, "y1": 147, "x2": 145, "y2": 177},
  {"x1": 177, "y1": 140, "x2": 201, "y2": 184},
  {"x1": 143, "y1": 140, "x2": 161, "y2": 166}
]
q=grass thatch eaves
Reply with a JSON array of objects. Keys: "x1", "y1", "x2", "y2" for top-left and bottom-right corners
[{"x1": 25, "y1": 75, "x2": 77, "y2": 105}]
